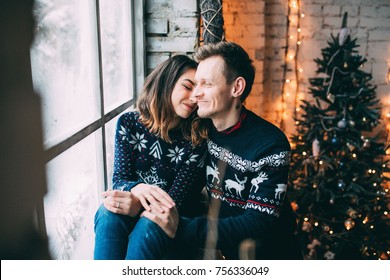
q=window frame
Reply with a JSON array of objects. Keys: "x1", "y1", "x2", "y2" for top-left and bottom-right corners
[{"x1": 34, "y1": 0, "x2": 146, "y2": 244}]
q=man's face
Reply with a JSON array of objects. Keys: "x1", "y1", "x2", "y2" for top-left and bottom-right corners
[{"x1": 192, "y1": 56, "x2": 235, "y2": 119}]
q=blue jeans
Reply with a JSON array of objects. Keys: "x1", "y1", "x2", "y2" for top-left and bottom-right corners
[{"x1": 94, "y1": 204, "x2": 172, "y2": 260}]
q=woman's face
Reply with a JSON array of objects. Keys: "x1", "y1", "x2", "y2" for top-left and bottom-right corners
[{"x1": 171, "y1": 68, "x2": 197, "y2": 119}]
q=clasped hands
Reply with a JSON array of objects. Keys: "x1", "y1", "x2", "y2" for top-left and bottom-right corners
[{"x1": 102, "y1": 183, "x2": 179, "y2": 238}]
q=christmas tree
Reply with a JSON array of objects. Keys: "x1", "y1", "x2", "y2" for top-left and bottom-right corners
[{"x1": 288, "y1": 13, "x2": 390, "y2": 260}]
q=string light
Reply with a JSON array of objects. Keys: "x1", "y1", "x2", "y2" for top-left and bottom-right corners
[
  {"x1": 280, "y1": 0, "x2": 304, "y2": 132},
  {"x1": 387, "y1": 68, "x2": 390, "y2": 83}
]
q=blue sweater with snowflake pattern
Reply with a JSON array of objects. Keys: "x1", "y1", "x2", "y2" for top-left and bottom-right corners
[{"x1": 112, "y1": 111, "x2": 207, "y2": 216}]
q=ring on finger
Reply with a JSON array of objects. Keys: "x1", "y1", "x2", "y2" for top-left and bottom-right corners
[{"x1": 116, "y1": 202, "x2": 120, "y2": 208}]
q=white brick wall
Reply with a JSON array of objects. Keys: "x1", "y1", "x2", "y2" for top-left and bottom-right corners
[
  {"x1": 145, "y1": 0, "x2": 198, "y2": 73},
  {"x1": 145, "y1": 0, "x2": 390, "y2": 137}
]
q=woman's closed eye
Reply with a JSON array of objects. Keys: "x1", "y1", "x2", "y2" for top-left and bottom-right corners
[{"x1": 182, "y1": 83, "x2": 194, "y2": 91}]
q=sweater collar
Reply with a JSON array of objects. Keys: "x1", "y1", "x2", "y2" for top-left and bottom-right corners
[{"x1": 216, "y1": 107, "x2": 247, "y2": 135}]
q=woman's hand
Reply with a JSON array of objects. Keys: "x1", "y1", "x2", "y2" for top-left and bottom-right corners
[
  {"x1": 131, "y1": 183, "x2": 175, "y2": 212},
  {"x1": 141, "y1": 205, "x2": 179, "y2": 238},
  {"x1": 102, "y1": 190, "x2": 141, "y2": 217}
]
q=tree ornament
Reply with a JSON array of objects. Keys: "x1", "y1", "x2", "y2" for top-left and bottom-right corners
[
  {"x1": 346, "y1": 142, "x2": 355, "y2": 151},
  {"x1": 344, "y1": 218, "x2": 355, "y2": 230},
  {"x1": 338, "y1": 179, "x2": 346, "y2": 191},
  {"x1": 343, "y1": 62, "x2": 348, "y2": 68},
  {"x1": 324, "y1": 250, "x2": 335, "y2": 260},
  {"x1": 339, "y1": 12, "x2": 349, "y2": 46},
  {"x1": 331, "y1": 135, "x2": 339, "y2": 145},
  {"x1": 322, "y1": 224, "x2": 330, "y2": 232},
  {"x1": 337, "y1": 118, "x2": 347, "y2": 129},
  {"x1": 291, "y1": 201, "x2": 299, "y2": 211},
  {"x1": 302, "y1": 221, "x2": 312, "y2": 232},
  {"x1": 312, "y1": 138, "x2": 320, "y2": 157},
  {"x1": 347, "y1": 208, "x2": 357, "y2": 219},
  {"x1": 363, "y1": 139, "x2": 370, "y2": 148},
  {"x1": 327, "y1": 93, "x2": 335, "y2": 103}
]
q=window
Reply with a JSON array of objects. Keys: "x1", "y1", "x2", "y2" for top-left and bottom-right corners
[{"x1": 30, "y1": 0, "x2": 145, "y2": 259}]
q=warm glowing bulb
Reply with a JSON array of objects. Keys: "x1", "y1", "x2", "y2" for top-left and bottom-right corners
[
  {"x1": 314, "y1": 222, "x2": 319, "y2": 226},
  {"x1": 352, "y1": 153, "x2": 357, "y2": 158},
  {"x1": 302, "y1": 151, "x2": 307, "y2": 156},
  {"x1": 286, "y1": 78, "x2": 291, "y2": 83},
  {"x1": 291, "y1": 1, "x2": 298, "y2": 8},
  {"x1": 297, "y1": 28, "x2": 302, "y2": 32},
  {"x1": 304, "y1": 217, "x2": 308, "y2": 221},
  {"x1": 297, "y1": 40, "x2": 302, "y2": 45},
  {"x1": 387, "y1": 68, "x2": 390, "y2": 83},
  {"x1": 301, "y1": 13, "x2": 305, "y2": 17},
  {"x1": 319, "y1": 160, "x2": 323, "y2": 165},
  {"x1": 289, "y1": 35, "x2": 294, "y2": 39},
  {"x1": 299, "y1": 68, "x2": 303, "y2": 72},
  {"x1": 329, "y1": 230, "x2": 333, "y2": 234},
  {"x1": 370, "y1": 225, "x2": 374, "y2": 229}
]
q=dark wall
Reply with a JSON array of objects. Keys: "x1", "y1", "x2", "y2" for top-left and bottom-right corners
[{"x1": 0, "y1": 0, "x2": 50, "y2": 259}]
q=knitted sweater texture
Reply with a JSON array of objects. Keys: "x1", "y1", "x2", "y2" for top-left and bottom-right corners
[
  {"x1": 179, "y1": 107, "x2": 292, "y2": 257},
  {"x1": 112, "y1": 111, "x2": 207, "y2": 214}
]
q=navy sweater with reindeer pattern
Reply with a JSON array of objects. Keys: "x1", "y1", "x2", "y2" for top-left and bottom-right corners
[{"x1": 177, "y1": 107, "x2": 299, "y2": 259}]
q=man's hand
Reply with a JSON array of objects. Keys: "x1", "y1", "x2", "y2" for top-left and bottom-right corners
[
  {"x1": 141, "y1": 205, "x2": 179, "y2": 238},
  {"x1": 131, "y1": 184, "x2": 175, "y2": 212},
  {"x1": 102, "y1": 190, "x2": 141, "y2": 217}
]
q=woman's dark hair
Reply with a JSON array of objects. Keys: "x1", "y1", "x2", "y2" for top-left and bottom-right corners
[{"x1": 137, "y1": 55, "x2": 208, "y2": 145}]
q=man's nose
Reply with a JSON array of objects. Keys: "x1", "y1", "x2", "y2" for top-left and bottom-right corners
[
  {"x1": 191, "y1": 84, "x2": 202, "y2": 99},
  {"x1": 190, "y1": 84, "x2": 202, "y2": 102}
]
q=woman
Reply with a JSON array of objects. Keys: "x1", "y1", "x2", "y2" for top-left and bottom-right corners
[{"x1": 94, "y1": 55, "x2": 208, "y2": 259}]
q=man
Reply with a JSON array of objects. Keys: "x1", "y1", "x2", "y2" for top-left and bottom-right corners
[{"x1": 130, "y1": 41, "x2": 301, "y2": 259}]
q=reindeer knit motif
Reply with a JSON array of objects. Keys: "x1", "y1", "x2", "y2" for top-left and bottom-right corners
[
  {"x1": 112, "y1": 111, "x2": 207, "y2": 214},
  {"x1": 205, "y1": 108, "x2": 291, "y2": 219}
]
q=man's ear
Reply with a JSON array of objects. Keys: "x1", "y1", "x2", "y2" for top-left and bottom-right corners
[{"x1": 232, "y1": 77, "x2": 246, "y2": 98}]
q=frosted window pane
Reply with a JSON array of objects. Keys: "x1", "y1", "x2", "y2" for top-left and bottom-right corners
[
  {"x1": 105, "y1": 116, "x2": 118, "y2": 190},
  {"x1": 100, "y1": 0, "x2": 134, "y2": 113},
  {"x1": 30, "y1": 0, "x2": 100, "y2": 147},
  {"x1": 44, "y1": 132, "x2": 102, "y2": 260}
]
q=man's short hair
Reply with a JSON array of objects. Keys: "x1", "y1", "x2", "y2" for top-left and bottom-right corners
[{"x1": 194, "y1": 41, "x2": 255, "y2": 102}]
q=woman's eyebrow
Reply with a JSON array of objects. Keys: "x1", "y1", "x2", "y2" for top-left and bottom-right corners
[{"x1": 182, "y1": 78, "x2": 196, "y2": 85}]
